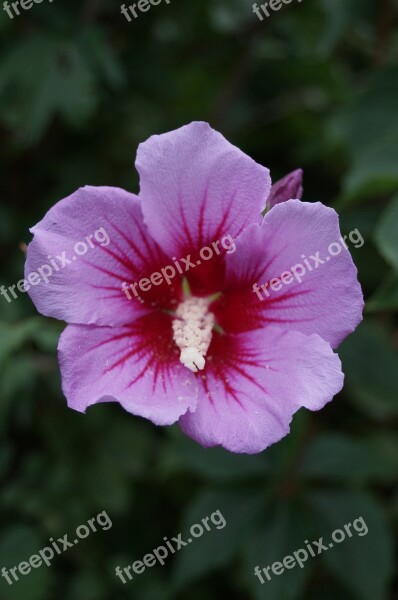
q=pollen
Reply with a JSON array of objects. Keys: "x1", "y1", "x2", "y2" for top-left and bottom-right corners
[{"x1": 172, "y1": 297, "x2": 214, "y2": 373}]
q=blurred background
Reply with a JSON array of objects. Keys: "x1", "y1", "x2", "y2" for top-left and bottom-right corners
[{"x1": 0, "y1": 0, "x2": 397, "y2": 598}]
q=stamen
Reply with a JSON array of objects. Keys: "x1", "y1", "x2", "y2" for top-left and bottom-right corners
[{"x1": 172, "y1": 297, "x2": 214, "y2": 372}]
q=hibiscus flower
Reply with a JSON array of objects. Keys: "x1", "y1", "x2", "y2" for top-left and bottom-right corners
[{"x1": 25, "y1": 122, "x2": 363, "y2": 454}]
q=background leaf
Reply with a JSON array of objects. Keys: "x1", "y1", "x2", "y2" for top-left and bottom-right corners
[{"x1": 308, "y1": 489, "x2": 394, "y2": 600}]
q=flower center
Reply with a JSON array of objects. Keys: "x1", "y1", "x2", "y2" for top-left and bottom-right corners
[{"x1": 172, "y1": 297, "x2": 214, "y2": 373}]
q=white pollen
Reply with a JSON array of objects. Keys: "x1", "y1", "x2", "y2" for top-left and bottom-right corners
[{"x1": 172, "y1": 297, "x2": 214, "y2": 372}]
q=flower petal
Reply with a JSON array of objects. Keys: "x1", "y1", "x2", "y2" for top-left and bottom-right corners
[
  {"x1": 25, "y1": 186, "x2": 181, "y2": 326},
  {"x1": 179, "y1": 327, "x2": 343, "y2": 454},
  {"x1": 136, "y1": 122, "x2": 271, "y2": 258},
  {"x1": 267, "y1": 169, "x2": 303, "y2": 208},
  {"x1": 58, "y1": 313, "x2": 198, "y2": 425},
  {"x1": 213, "y1": 200, "x2": 364, "y2": 348}
]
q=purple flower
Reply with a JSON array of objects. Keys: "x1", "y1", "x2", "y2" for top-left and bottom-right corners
[
  {"x1": 25, "y1": 122, "x2": 363, "y2": 454},
  {"x1": 267, "y1": 168, "x2": 303, "y2": 208}
]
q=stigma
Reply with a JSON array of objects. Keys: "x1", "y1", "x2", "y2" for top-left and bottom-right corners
[{"x1": 172, "y1": 297, "x2": 214, "y2": 372}]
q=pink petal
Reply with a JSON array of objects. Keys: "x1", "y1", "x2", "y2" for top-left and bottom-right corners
[
  {"x1": 25, "y1": 186, "x2": 181, "y2": 326},
  {"x1": 179, "y1": 326, "x2": 344, "y2": 454},
  {"x1": 267, "y1": 169, "x2": 303, "y2": 208},
  {"x1": 58, "y1": 313, "x2": 198, "y2": 424},
  {"x1": 136, "y1": 122, "x2": 271, "y2": 258},
  {"x1": 213, "y1": 200, "x2": 363, "y2": 348}
]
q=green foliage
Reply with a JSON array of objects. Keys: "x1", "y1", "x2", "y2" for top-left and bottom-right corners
[
  {"x1": 0, "y1": 28, "x2": 123, "y2": 145},
  {"x1": 339, "y1": 321, "x2": 398, "y2": 418},
  {"x1": 309, "y1": 489, "x2": 394, "y2": 600},
  {"x1": 0, "y1": 526, "x2": 54, "y2": 599},
  {"x1": 0, "y1": 0, "x2": 397, "y2": 598},
  {"x1": 172, "y1": 488, "x2": 265, "y2": 588},
  {"x1": 298, "y1": 433, "x2": 398, "y2": 483},
  {"x1": 243, "y1": 502, "x2": 309, "y2": 600},
  {"x1": 375, "y1": 194, "x2": 398, "y2": 271},
  {"x1": 339, "y1": 68, "x2": 398, "y2": 202}
]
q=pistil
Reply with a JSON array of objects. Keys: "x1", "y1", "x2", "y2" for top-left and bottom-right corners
[{"x1": 172, "y1": 297, "x2": 214, "y2": 372}]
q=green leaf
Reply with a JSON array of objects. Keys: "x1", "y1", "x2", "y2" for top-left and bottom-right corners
[
  {"x1": 308, "y1": 489, "x2": 394, "y2": 600},
  {"x1": 209, "y1": 0, "x2": 249, "y2": 33},
  {"x1": 339, "y1": 321, "x2": 398, "y2": 418},
  {"x1": 0, "y1": 35, "x2": 98, "y2": 144},
  {"x1": 367, "y1": 272, "x2": 398, "y2": 311},
  {"x1": 243, "y1": 502, "x2": 309, "y2": 600},
  {"x1": 299, "y1": 433, "x2": 398, "y2": 483},
  {"x1": 341, "y1": 133, "x2": 398, "y2": 202},
  {"x1": 305, "y1": 584, "x2": 357, "y2": 600},
  {"x1": 68, "y1": 572, "x2": 107, "y2": 600},
  {"x1": 30, "y1": 324, "x2": 61, "y2": 353},
  {"x1": 318, "y1": 0, "x2": 355, "y2": 54},
  {"x1": 0, "y1": 356, "x2": 37, "y2": 422},
  {"x1": 171, "y1": 488, "x2": 265, "y2": 589},
  {"x1": 0, "y1": 318, "x2": 43, "y2": 367},
  {"x1": 0, "y1": 526, "x2": 54, "y2": 600},
  {"x1": 161, "y1": 431, "x2": 271, "y2": 481},
  {"x1": 374, "y1": 195, "x2": 398, "y2": 270},
  {"x1": 79, "y1": 28, "x2": 125, "y2": 90},
  {"x1": 131, "y1": 577, "x2": 173, "y2": 600},
  {"x1": 339, "y1": 208, "x2": 389, "y2": 291},
  {"x1": 339, "y1": 67, "x2": 398, "y2": 202},
  {"x1": 343, "y1": 67, "x2": 398, "y2": 154}
]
